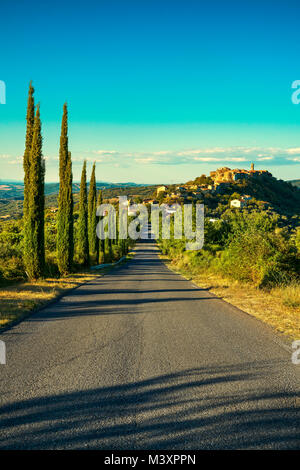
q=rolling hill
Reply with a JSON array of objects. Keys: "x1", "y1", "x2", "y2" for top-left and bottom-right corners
[
  {"x1": 0, "y1": 181, "x2": 148, "y2": 200},
  {"x1": 289, "y1": 179, "x2": 300, "y2": 188},
  {"x1": 0, "y1": 181, "x2": 157, "y2": 219}
]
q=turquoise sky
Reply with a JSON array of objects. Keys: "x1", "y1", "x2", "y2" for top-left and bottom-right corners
[{"x1": 1, "y1": 0, "x2": 300, "y2": 183}]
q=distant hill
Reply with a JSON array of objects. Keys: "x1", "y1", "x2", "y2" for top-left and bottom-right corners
[
  {"x1": 1, "y1": 174, "x2": 299, "y2": 220},
  {"x1": 0, "y1": 181, "x2": 149, "y2": 201},
  {"x1": 289, "y1": 179, "x2": 300, "y2": 188},
  {"x1": 0, "y1": 182, "x2": 157, "y2": 219}
]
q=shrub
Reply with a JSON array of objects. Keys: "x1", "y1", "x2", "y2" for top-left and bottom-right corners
[
  {"x1": 161, "y1": 211, "x2": 299, "y2": 290},
  {"x1": 0, "y1": 246, "x2": 25, "y2": 282}
]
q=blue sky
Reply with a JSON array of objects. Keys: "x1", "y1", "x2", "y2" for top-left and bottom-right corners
[{"x1": 1, "y1": 0, "x2": 300, "y2": 183}]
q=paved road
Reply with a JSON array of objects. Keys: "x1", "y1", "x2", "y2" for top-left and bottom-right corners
[{"x1": 0, "y1": 240, "x2": 299, "y2": 449}]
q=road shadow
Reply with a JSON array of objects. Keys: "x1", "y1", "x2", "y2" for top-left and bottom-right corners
[
  {"x1": 0, "y1": 363, "x2": 298, "y2": 449},
  {"x1": 27, "y1": 243, "x2": 220, "y2": 321}
]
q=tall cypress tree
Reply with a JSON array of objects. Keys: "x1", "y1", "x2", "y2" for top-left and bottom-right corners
[
  {"x1": 97, "y1": 189, "x2": 104, "y2": 263},
  {"x1": 57, "y1": 104, "x2": 73, "y2": 275},
  {"x1": 77, "y1": 160, "x2": 89, "y2": 265},
  {"x1": 108, "y1": 208, "x2": 113, "y2": 261},
  {"x1": 23, "y1": 104, "x2": 45, "y2": 279},
  {"x1": 23, "y1": 81, "x2": 35, "y2": 218},
  {"x1": 67, "y1": 151, "x2": 74, "y2": 264},
  {"x1": 88, "y1": 162, "x2": 97, "y2": 264}
]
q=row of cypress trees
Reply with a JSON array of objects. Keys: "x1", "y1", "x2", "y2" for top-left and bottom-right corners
[
  {"x1": 23, "y1": 82, "x2": 127, "y2": 280},
  {"x1": 77, "y1": 160, "x2": 105, "y2": 267},
  {"x1": 75, "y1": 158, "x2": 128, "y2": 267},
  {"x1": 77, "y1": 159, "x2": 127, "y2": 266}
]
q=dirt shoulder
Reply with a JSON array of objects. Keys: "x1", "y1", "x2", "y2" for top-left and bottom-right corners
[
  {"x1": 0, "y1": 272, "x2": 101, "y2": 331},
  {"x1": 0, "y1": 253, "x2": 135, "y2": 331}
]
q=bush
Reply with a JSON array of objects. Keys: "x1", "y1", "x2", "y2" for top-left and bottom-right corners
[
  {"x1": 160, "y1": 210, "x2": 299, "y2": 290},
  {"x1": 0, "y1": 221, "x2": 25, "y2": 282},
  {"x1": 0, "y1": 246, "x2": 25, "y2": 282},
  {"x1": 216, "y1": 226, "x2": 298, "y2": 287}
]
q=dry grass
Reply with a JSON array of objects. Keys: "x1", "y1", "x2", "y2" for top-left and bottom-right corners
[
  {"x1": 278, "y1": 283, "x2": 300, "y2": 309},
  {"x1": 160, "y1": 254, "x2": 300, "y2": 340},
  {"x1": 0, "y1": 272, "x2": 99, "y2": 329}
]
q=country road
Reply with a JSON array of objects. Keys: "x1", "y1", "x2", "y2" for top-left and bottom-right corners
[{"x1": 0, "y1": 239, "x2": 299, "y2": 449}]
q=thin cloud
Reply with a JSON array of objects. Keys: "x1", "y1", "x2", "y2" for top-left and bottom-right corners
[
  {"x1": 286, "y1": 148, "x2": 300, "y2": 155},
  {"x1": 2, "y1": 147, "x2": 300, "y2": 168},
  {"x1": 0, "y1": 154, "x2": 12, "y2": 159},
  {"x1": 92, "y1": 150, "x2": 119, "y2": 156},
  {"x1": 84, "y1": 146, "x2": 300, "y2": 166},
  {"x1": 257, "y1": 156, "x2": 274, "y2": 161}
]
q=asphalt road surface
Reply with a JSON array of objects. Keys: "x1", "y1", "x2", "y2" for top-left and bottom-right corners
[{"x1": 0, "y1": 239, "x2": 299, "y2": 449}]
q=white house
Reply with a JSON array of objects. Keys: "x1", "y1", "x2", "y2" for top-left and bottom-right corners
[{"x1": 230, "y1": 199, "x2": 246, "y2": 209}]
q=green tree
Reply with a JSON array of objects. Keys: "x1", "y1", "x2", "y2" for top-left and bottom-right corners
[
  {"x1": 57, "y1": 104, "x2": 73, "y2": 275},
  {"x1": 107, "y1": 207, "x2": 114, "y2": 261},
  {"x1": 295, "y1": 227, "x2": 300, "y2": 255},
  {"x1": 229, "y1": 192, "x2": 241, "y2": 201},
  {"x1": 194, "y1": 175, "x2": 213, "y2": 186},
  {"x1": 77, "y1": 160, "x2": 89, "y2": 265},
  {"x1": 23, "y1": 81, "x2": 35, "y2": 218},
  {"x1": 118, "y1": 206, "x2": 127, "y2": 257},
  {"x1": 23, "y1": 104, "x2": 45, "y2": 279},
  {"x1": 88, "y1": 162, "x2": 97, "y2": 264}
]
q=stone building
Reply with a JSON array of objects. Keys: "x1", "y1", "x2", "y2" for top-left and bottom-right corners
[{"x1": 210, "y1": 163, "x2": 271, "y2": 184}]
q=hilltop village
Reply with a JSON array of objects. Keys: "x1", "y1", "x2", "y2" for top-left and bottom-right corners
[
  {"x1": 140, "y1": 164, "x2": 272, "y2": 207},
  {"x1": 101, "y1": 163, "x2": 299, "y2": 223}
]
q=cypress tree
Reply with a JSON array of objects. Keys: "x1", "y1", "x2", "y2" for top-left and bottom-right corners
[
  {"x1": 77, "y1": 160, "x2": 89, "y2": 265},
  {"x1": 118, "y1": 207, "x2": 127, "y2": 257},
  {"x1": 57, "y1": 104, "x2": 73, "y2": 275},
  {"x1": 23, "y1": 81, "x2": 35, "y2": 218},
  {"x1": 23, "y1": 104, "x2": 45, "y2": 279},
  {"x1": 67, "y1": 151, "x2": 74, "y2": 264},
  {"x1": 97, "y1": 189, "x2": 104, "y2": 263},
  {"x1": 108, "y1": 208, "x2": 113, "y2": 260},
  {"x1": 88, "y1": 162, "x2": 97, "y2": 263}
]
